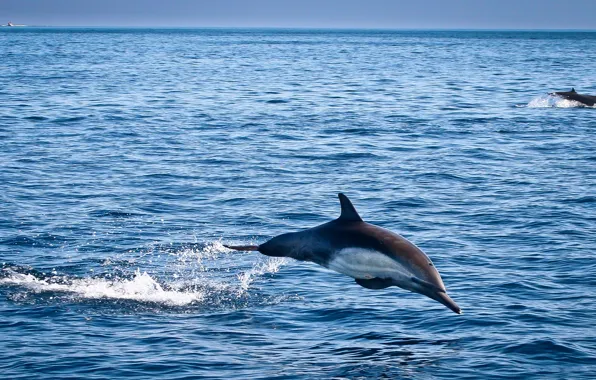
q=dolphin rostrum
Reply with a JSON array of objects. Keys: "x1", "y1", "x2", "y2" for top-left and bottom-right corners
[
  {"x1": 225, "y1": 193, "x2": 462, "y2": 314},
  {"x1": 549, "y1": 88, "x2": 596, "y2": 107}
]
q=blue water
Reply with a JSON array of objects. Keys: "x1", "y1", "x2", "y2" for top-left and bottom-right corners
[{"x1": 1, "y1": 28, "x2": 595, "y2": 379}]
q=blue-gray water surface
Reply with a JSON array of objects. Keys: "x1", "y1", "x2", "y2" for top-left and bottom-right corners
[{"x1": 1, "y1": 28, "x2": 595, "y2": 379}]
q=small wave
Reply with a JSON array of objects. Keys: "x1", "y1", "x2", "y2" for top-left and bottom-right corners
[
  {"x1": 0, "y1": 233, "x2": 70, "y2": 248},
  {"x1": 326, "y1": 152, "x2": 379, "y2": 160},
  {"x1": 322, "y1": 127, "x2": 382, "y2": 136},
  {"x1": 384, "y1": 197, "x2": 432, "y2": 209},
  {"x1": 52, "y1": 116, "x2": 87, "y2": 123},
  {"x1": 562, "y1": 196, "x2": 596, "y2": 204},
  {"x1": 23, "y1": 116, "x2": 49, "y2": 121},
  {"x1": 502, "y1": 338, "x2": 588, "y2": 360},
  {"x1": 90, "y1": 103, "x2": 123, "y2": 108},
  {"x1": 525, "y1": 94, "x2": 592, "y2": 108},
  {"x1": 88, "y1": 209, "x2": 144, "y2": 218}
]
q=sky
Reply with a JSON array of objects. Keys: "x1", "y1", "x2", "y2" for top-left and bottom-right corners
[{"x1": 2, "y1": 0, "x2": 596, "y2": 29}]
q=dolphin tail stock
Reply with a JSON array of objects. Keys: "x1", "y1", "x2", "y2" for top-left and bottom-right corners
[{"x1": 223, "y1": 244, "x2": 260, "y2": 251}]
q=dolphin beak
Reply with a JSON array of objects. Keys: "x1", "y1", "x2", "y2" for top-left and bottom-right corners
[
  {"x1": 409, "y1": 277, "x2": 462, "y2": 314},
  {"x1": 431, "y1": 291, "x2": 462, "y2": 314}
]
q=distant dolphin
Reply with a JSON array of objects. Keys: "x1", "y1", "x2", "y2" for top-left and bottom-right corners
[
  {"x1": 549, "y1": 88, "x2": 596, "y2": 107},
  {"x1": 225, "y1": 194, "x2": 462, "y2": 314}
]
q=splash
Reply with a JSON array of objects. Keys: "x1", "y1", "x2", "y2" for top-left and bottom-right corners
[
  {"x1": 526, "y1": 94, "x2": 590, "y2": 108},
  {"x1": 238, "y1": 257, "x2": 288, "y2": 292},
  {"x1": 0, "y1": 268, "x2": 204, "y2": 306},
  {"x1": 170, "y1": 240, "x2": 232, "y2": 269},
  {"x1": 0, "y1": 240, "x2": 291, "y2": 309}
]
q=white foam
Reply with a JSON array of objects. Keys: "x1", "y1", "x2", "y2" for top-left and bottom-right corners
[
  {"x1": 526, "y1": 94, "x2": 589, "y2": 108},
  {"x1": 1, "y1": 240, "x2": 291, "y2": 307},
  {"x1": 0, "y1": 269, "x2": 204, "y2": 306}
]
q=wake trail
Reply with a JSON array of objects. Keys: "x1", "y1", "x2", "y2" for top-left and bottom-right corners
[{"x1": 0, "y1": 240, "x2": 289, "y2": 309}]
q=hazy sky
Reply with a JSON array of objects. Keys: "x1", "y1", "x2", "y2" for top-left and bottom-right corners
[{"x1": 2, "y1": 0, "x2": 596, "y2": 29}]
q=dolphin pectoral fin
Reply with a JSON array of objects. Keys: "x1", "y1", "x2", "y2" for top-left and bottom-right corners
[
  {"x1": 355, "y1": 278, "x2": 393, "y2": 290},
  {"x1": 223, "y1": 244, "x2": 259, "y2": 251}
]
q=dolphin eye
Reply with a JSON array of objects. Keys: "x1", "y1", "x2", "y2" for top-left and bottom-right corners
[{"x1": 429, "y1": 262, "x2": 433, "y2": 266}]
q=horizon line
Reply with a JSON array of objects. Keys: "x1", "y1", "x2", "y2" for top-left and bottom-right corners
[{"x1": 3, "y1": 25, "x2": 596, "y2": 32}]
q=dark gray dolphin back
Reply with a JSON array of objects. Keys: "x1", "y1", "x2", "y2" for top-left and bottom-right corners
[
  {"x1": 551, "y1": 88, "x2": 596, "y2": 106},
  {"x1": 257, "y1": 193, "x2": 363, "y2": 263},
  {"x1": 256, "y1": 193, "x2": 427, "y2": 269}
]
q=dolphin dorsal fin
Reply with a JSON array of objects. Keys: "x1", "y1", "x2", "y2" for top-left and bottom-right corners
[
  {"x1": 571, "y1": 88, "x2": 576, "y2": 93},
  {"x1": 337, "y1": 193, "x2": 363, "y2": 222}
]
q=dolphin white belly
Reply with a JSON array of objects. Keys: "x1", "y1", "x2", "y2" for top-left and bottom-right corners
[{"x1": 327, "y1": 247, "x2": 412, "y2": 283}]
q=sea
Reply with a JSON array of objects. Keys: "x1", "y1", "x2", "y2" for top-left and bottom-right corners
[{"x1": 1, "y1": 28, "x2": 595, "y2": 379}]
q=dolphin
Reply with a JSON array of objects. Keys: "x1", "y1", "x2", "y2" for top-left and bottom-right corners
[
  {"x1": 225, "y1": 193, "x2": 462, "y2": 314},
  {"x1": 549, "y1": 88, "x2": 596, "y2": 107}
]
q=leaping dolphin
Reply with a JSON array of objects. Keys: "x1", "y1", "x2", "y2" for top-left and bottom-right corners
[
  {"x1": 549, "y1": 88, "x2": 596, "y2": 107},
  {"x1": 225, "y1": 193, "x2": 462, "y2": 314}
]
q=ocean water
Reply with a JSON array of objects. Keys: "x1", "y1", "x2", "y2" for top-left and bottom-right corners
[{"x1": 1, "y1": 28, "x2": 595, "y2": 379}]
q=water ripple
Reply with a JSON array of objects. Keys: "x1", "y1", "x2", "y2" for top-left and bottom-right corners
[{"x1": 1, "y1": 28, "x2": 595, "y2": 379}]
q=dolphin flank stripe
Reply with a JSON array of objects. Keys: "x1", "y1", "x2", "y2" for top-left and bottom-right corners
[{"x1": 226, "y1": 193, "x2": 462, "y2": 314}]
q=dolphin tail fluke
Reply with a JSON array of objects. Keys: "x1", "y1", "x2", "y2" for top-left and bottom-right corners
[{"x1": 223, "y1": 244, "x2": 259, "y2": 251}]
